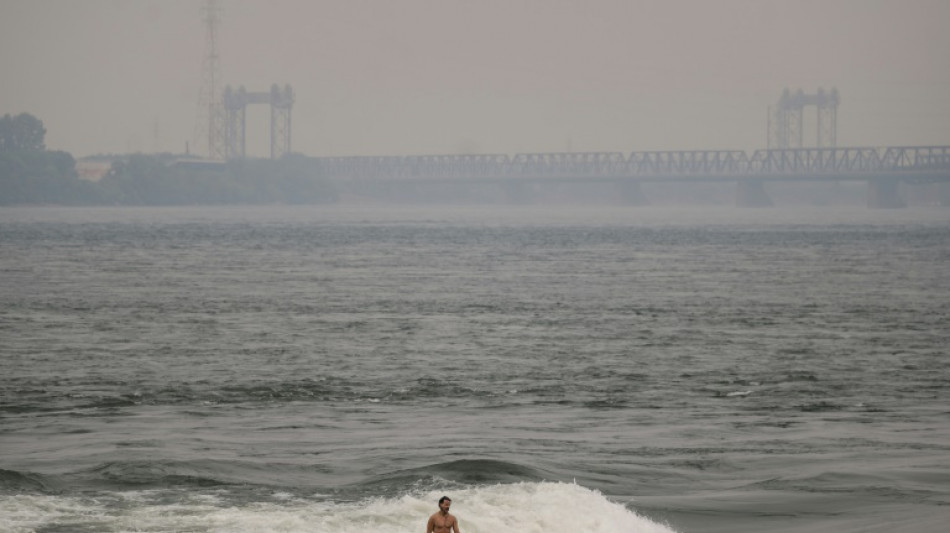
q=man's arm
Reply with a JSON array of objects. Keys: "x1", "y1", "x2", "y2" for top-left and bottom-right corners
[
  {"x1": 451, "y1": 515, "x2": 461, "y2": 533},
  {"x1": 425, "y1": 516, "x2": 434, "y2": 533}
]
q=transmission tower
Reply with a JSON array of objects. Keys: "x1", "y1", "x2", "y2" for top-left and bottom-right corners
[{"x1": 194, "y1": 0, "x2": 226, "y2": 160}]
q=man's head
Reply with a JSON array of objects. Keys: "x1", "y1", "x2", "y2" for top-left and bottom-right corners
[{"x1": 438, "y1": 496, "x2": 451, "y2": 512}]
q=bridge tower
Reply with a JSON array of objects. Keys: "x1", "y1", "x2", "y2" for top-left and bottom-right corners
[
  {"x1": 221, "y1": 84, "x2": 294, "y2": 160},
  {"x1": 768, "y1": 88, "x2": 839, "y2": 149},
  {"x1": 269, "y1": 84, "x2": 294, "y2": 159}
]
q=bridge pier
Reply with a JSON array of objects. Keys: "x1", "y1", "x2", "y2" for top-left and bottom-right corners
[
  {"x1": 351, "y1": 180, "x2": 418, "y2": 202},
  {"x1": 735, "y1": 179, "x2": 773, "y2": 207},
  {"x1": 504, "y1": 181, "x2": 534, "y2": 204},
  {"x1": 616, "y1": 180, "x2": 649, "y2": 205},
  {"x1": 374, "y1": 180, "x2": 401, "y2": 202},
  {"x1": 936, "y1": 182, "x2": 950, "y2": 206},
  {"x1": 866, "y1": 178, "x2": 905, "y2": 208}
]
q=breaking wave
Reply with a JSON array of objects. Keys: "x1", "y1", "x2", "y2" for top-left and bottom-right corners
[{"x1": 0, "y1": 481, "x2": 676, "y2": 533}]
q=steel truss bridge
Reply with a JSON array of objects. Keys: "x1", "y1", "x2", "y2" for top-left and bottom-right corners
[
  {"x1": 317, "y1": 146, "x2": 950, "y2": 182},
  {"x1": 316, "y1": 145, "x2": 950, "y2": 207}
]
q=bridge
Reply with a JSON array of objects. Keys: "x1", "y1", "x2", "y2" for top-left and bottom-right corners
[{"x1": 316, "y1": 145, "x2": 950, "y2": 207}]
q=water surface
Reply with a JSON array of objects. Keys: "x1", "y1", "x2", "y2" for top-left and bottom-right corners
[{"x1": 1, "y1": 205, "x2": 948, "y2": 532}]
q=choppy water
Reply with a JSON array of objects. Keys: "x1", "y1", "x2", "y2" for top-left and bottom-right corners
[{"x1": 1, "y1": 205, "x2": 949, "y2": 533}]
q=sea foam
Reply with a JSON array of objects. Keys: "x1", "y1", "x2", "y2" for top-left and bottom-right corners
[{"x1": 0, "y1": 482, "x2": 677, "y2": 533}]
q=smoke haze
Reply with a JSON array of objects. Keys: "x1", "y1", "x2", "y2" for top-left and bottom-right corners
[{"x1": 2, "y1": 0, "x2": 948, "y2": 158}]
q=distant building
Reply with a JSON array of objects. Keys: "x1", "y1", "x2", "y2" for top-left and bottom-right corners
[{"x1": 75, "y1": 158, "x2": 114, "y2": 181}]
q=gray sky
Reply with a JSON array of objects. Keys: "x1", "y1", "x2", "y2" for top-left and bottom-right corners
[{"x1": 2, "y1": 0, "x2": 949, "y2": 158}]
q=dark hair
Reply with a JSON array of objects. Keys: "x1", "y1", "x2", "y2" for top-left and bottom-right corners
[{"x1": 439, "y1": 496, "x2": 451, "y2": 505}]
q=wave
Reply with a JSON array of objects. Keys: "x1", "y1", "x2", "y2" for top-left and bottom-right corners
[
  {"x1": 65, "y1": 460, "x2": 242, "y2": 490},
  {"x1": 0, "y1": 481, "x2": 677, "y2": 533},
  {"x1": 0, "y1": 469, "x2": 57, "y2": 494},
  {"x1": 356, "y1": 459, "x2": 550, "y2": 496},
  {"x1": 383, "y1": 458, "x2": 548, "y2": 484},
  {"x1": 3, "y1": 377, "x2": 505, "y2": 413},
  {"x1": 57, "y1": 460, "x2": 328, "y2": 492},
  {"x1": 42, "y1": 458, "x2": 552, "y2": 496}
]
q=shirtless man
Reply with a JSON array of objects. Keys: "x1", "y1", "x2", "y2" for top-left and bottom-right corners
[{"x1": 426, "y1": 496, "x2": 460, "y2": 533}]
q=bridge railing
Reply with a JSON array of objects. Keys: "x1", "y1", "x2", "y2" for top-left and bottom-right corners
[
  {"x1": 748, "y1": 148, "x2": 883, "y2": 174},
  {"x1": 403, "y1": 154, "x2": 511, "y2": 178},
  {"x1": 881, "y1": 146, "x2": 950, "y2": 170},
  {"x1": 318, "y1": 156, "x2": 406, "y2": 178},
  {"x1": 626, "y1": 151, "x2": 749, "y2": 175},
  {"x1": 510, "y1": 152, "x2": 627, "y2": 177}
]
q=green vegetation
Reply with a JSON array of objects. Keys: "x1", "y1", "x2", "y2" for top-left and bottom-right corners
[
  {"x1": 0, "y1": 112, "x2": 338, "y2": 206},
  {"x1": 0, "y1": 112, "x2": 46, "y2": 152},
  {"x1": 0, "y1": 148, "x2": 101, "y2": 205},
  {"x1": 0, "y1": 113, "x2": 100, "y2": 205}
]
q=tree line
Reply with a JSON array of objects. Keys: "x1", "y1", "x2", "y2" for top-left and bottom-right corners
[{"x1": 0, "y1": 113, "x2": 338, "y2": 206}]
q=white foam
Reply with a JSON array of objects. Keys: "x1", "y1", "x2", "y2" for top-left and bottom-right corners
[
  {"x1": 0, "y1": 482, "x2": 678, "y2": 533},
  {"x1": 726, "y1": 390, "x2": 752, "y2": 397},
  {"x1": 443, "y1": 482, "x2": 677, "y2": 533}
]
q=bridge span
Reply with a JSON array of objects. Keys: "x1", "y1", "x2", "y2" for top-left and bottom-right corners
[{"x1": 316, "y1": 145, "x2": 950, "y2": 207}]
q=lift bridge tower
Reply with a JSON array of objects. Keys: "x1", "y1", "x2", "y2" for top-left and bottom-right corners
[
  {"x1": 222, "y1": 84, "x2": 294, "y2": 160},
  {"x1": 768, "y1": 88, "x2": 839, "y2": 149}
]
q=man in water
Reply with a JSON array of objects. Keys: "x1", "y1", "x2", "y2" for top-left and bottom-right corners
[{"x1": 426, "y1": 496, "x2": 461, "y2": 533}]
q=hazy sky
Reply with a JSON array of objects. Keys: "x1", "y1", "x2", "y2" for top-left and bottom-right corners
[{"x1": 2, "y1": 0, "x2": 949, "y2": 158}]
